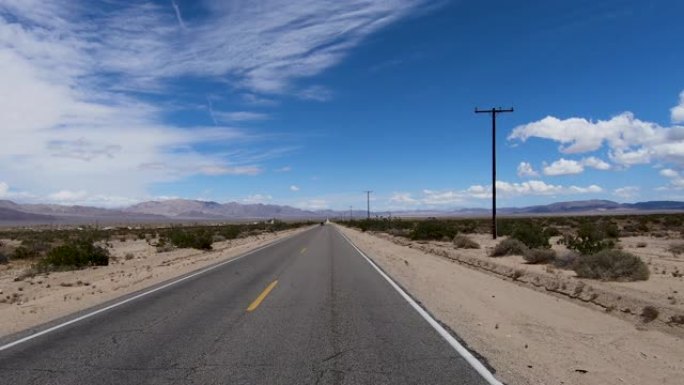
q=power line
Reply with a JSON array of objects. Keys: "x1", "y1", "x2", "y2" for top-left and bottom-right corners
[{"x1": 475, "y1": 107, "x2": 514, "y2": 239}]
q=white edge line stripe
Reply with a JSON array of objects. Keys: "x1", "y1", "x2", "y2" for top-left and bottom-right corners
[
  {"x1": 0, "y1": 228, "x2": 309, "y2": 352},
  {"x1": 338, "y1": 229, "x2": 504, "y2": 385}
]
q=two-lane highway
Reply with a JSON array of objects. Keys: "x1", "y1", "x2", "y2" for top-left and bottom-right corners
[{"x1": 0, "y1": 225, "x2": 495, "y2": 384}]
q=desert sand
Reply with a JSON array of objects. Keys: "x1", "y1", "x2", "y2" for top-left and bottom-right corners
[{"x1": 338, "y1": 225, "x2": 684, "y2": 385}]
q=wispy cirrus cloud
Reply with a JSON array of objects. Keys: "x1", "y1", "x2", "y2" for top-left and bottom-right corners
[
  {"x1": 214, "y1": 111, "x2": 270, "y2": 122},
  {"x1": 34, "y1": 0, "x2": 430, "y2": 95},
  {"x1": 0, "y1": 0, "x2": 428, "y2": 205}
]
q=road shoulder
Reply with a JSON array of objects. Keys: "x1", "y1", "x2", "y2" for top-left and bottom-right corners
[{"x1": 337, "y1": 225, "x2": 684, "y2": 385}]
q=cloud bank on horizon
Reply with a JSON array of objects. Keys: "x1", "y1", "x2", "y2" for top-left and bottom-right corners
[{"x1": 0, "y1": 0, "x2": 682, "y2": 210}]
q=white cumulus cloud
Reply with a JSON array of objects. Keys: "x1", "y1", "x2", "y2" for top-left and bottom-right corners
[
  {"x1": 582, "y1": 156, "x2": 611, "y2": 170},
  {"x1": 543, "y1": 159, "x2": 584, "y2": 176},
  {"x1": 672, "y1": 91, "x2": 684, "y2": 123},
  {"x1": 613, "y1": 186, "x2": 639, "y2": 199},
  {"x1": 390, "y1": 192, "x2": 418, "y2": 204},
  {"x1": 508, "y1": 92, "x2": 684, "y2": 172},
  {"x1": 659, "y1": 168, "x2": 684, "y2": 188},
  {"x1": 242, "y1": 194, "x2": 273, "y2": 204},
  {"x1": 388, "y1": 180, "x2": 604, "y2": 208},
  {"x1": 290, "y1": 185, "x2": 300, "y2": 192},
  {"x1": 48, "y1": 190, "x2": 88, "y2": 202},
  {"x1": 517, "y1": 162, "x2": 539, "y2": 177}
]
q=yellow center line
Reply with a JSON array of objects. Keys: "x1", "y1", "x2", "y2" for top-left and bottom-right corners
[
  {"x1": 246, "y1": 280, "x2": 278, "y2": 312},
  {"x1": 300, "y1": 247, "x2": 307, "y2": 254}
]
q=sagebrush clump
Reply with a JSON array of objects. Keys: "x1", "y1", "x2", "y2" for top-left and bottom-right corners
[
  {"x1": 640, "y1": 306, "x2": 659, "y2": 323},
  {"x1": 491, "y1": 239, "x2": 529, "y2": 257},
  {"x1": 573, "y1": 249, "x2": 649, "y2": 281},
  {"x1": 452, "y1": 234, "x2": 480, "y2": 249},
  {"x1": 523, "y1": 248, "x2": 557, "y2": 264}
]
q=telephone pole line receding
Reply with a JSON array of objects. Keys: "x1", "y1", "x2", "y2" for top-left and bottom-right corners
[
  {"x1": 364, "y1": 191, "x2": 372, "y2": 219},
  {"x1": 475, "y1": 107, "x2": 514, "y2": 240}
]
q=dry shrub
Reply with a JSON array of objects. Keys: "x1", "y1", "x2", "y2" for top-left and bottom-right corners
[
  {"x1": 523, "y1": 248, "x2": 557, "y2": 264},
  {"x1": 553, "y1": 250, "x2": 580, "y2": 270},
  {"x1": 640, "y1": 306, "x2": 659, "y2": 323},
  {"x1": 491, "y1": 239, "x2": 528, "y2": 257},
  {"x1": 573, "y1": 249, "x2": 649, "y2": 281},
  {"x1": 453, "y1": 234, "x2": 480, "y2": 249}
]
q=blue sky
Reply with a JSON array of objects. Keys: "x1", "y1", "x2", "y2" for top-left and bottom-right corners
[{"x1": 1, "y1": 0, "x2": 683, "y2": 210}]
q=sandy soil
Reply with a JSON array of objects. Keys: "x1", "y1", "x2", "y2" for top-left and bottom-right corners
[
  {"x1": 0, "y1": 227, "x2": 308, "y2": 337},
  {"x1": 368, "y1": 232, "x2": 684, "y2": 335},
  {"x1": 338, "y1": 225, "x2": 684, "y2": 385}
]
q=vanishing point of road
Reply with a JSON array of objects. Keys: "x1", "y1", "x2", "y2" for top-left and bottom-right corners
[{"x1": 0, "y1": 225, "x2": 498, "y2": 384}]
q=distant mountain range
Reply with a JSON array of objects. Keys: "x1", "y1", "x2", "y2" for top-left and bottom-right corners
[{"x1": 1, "y1": 198, "x2": 684, "y2": 225}]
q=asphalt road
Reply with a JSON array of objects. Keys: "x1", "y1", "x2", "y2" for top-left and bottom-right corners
[{"x1": 0, "y1": 225, "x2": 492, "y2": 384}]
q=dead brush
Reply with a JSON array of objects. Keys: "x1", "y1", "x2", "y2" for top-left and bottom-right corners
[{"x1": 452, "y1": 234, "x2": 480, "y2": 249}]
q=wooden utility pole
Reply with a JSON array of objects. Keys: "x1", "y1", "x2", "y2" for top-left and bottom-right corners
[
  {"x1": 475, "y1": 107, "x2": 514, "y2": 239},
  {"x1": 364, "y1": 191, "x2": 372, "y2": 219}
]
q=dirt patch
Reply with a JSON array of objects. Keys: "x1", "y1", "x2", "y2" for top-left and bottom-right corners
[
  {"x1": 0, "y1": 227, "x2": 308, "y2": 337},
  {"x1": 338, "y1": 225, "x2": 684, "y2": 385}
]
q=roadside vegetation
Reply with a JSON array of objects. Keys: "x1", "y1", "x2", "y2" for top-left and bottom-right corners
[
  {"x1": 340, "y1": 214, "x2": 661, "y2": 281},
  {"x1": 0, "y1": 220, "x2": 312, "y2": 273}
]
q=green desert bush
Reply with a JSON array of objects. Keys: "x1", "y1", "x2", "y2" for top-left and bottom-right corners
[
  {"x1": 563, "y1": 221, "x2": 616, "y2": 255},
  {"x1": 453, "y1": 234, "x2": 480, "y2": 249},
  {"x1": 523, "y1": 248, "x2": 557, "y2": 264},
  {"x1": 11, "y1": 246, "x2": 39, "y2": 260},
  {"x1": 573, "y1": 249, "x2": 649, "y2": 281},
  {"x1": 40, "y1": 240, "x2": 109, "y2": 269},
  {"x1": 163, "y1": 228, "x2": 213, "y2": 250},
  {"x1": 410, "y1": 219, "x2": 458, "y2": 241},
  {"x1": 491, "y1": 239, "x2": 529, "y2": 257},
  {"x1": 218, "y1": 225, "x2": 242, "y2": 240},
  {"x1": 511, "y1": 221, "x2": 551, "y2": 249},
  {"x1": 543, "y1": 226, "x2": 561, "y2": 237}
]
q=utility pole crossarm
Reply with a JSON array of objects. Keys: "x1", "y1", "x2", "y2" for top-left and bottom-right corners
[
  {"x1": 475, "y1": 107, "x2": 514, "y2": 114},
  {"x1": 475, "y1": 106, "x2": 514, "y2": 240}
]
